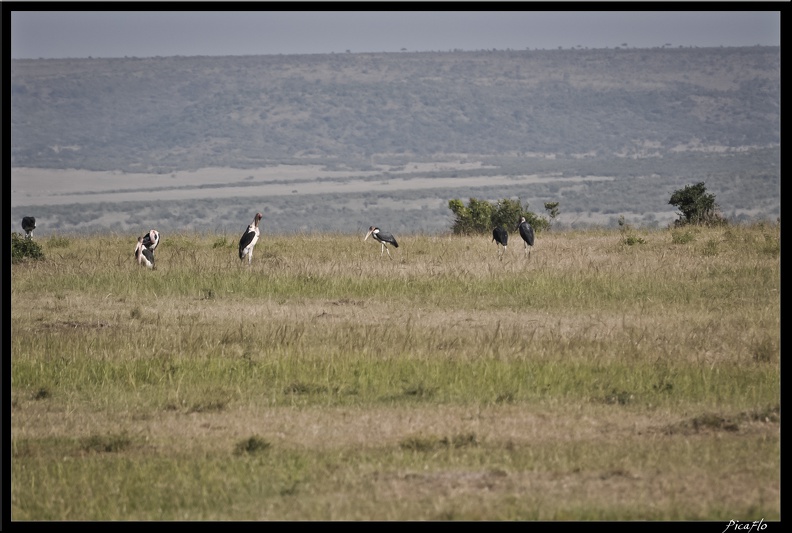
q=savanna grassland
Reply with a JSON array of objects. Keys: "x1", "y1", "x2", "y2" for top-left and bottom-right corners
[{"x1": 10, "y1": 224, "x2": 780, "y2": 521}]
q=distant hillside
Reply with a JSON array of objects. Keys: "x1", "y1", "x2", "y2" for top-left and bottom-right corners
[
  {"x1": 10, "y1": 46, "x2": 779, "y2": 171},
  {"x1": 9, "y1": 47, "x2": 781, "y2": 235}
]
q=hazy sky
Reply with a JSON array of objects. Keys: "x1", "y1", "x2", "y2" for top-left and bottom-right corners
[{"x1": 10, "y1": 10, "x2": 781, "y2": 59}]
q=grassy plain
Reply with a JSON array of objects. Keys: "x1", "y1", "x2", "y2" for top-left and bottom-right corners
[{"x1": 10, "y1": 224, "x2": 780, "y2": 520}]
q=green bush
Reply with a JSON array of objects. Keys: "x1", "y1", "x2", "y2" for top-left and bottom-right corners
[
  {"x1": 448, "y1": 197, "x2": 549, "y2": 235},
  {"x1": 669, "y1": 182, "x2": 728, "y2": 227},
  {"x1": 11, "y1": 232, "x2": 45, "y2": 262}
]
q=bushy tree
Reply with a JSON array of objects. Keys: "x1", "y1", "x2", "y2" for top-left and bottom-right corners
[
  {"x1": 669, "y1": 182, "x2": 727, "y2": 226},
  {"x1": 491, "y1": 198, "x2": 524, "y2": 230},
  {"x1": 448, "y1": 197, "x2": 491, "y2": 234},
  {"x1": 448, "y1": 197, "x2": 550, "y2": 235}
]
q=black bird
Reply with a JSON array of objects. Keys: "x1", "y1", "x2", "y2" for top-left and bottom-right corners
[
  {"x1": 21, "y1": 216, "x2": 36, "y2": 239},
  {"x1": 492, "y1": 226, "x2": 508, "y2": 257},
  {"x1": 134, "y1": 236, "x2": 155, "y2": 269},
  {"x1": 140, "y1": 229, "x2": 160, "y2": 252},
  {"x1": 364, "y1": 226, "x2": 399, "y2": 257},
  {"x1": 239, "y1": 212, "x2": 263, "y2": 265},
  {"x1": 517, "y1": 216, "x2": 535, "y2": 256}
]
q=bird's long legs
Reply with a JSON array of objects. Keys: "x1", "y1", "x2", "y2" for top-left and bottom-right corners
[{"x1": 381, "y1": 244, "x2": 392, "y2": 258}]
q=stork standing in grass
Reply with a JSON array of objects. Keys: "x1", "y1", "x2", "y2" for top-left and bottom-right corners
[
  {"x1": 517, "y1": 216, "x2": 535, "y2": 257},
  {"x1": 140, "y1": 229, "x2": 160, "y2": 252},
  {"x1": 134, "y1": 236, "x2": 155, "y2": 269},
  {"x1": 239, "y1": 212, "x2": 263, "y2": 265},
  {"x1": 21, "y1": 216, "x2": 36, "y2": 239},
  {"x1": 364, "y1": 226, "x2": 399, "y2": 258},
  {"x1": 492, "y1": 226, "x2": 508, "y2": 258}
]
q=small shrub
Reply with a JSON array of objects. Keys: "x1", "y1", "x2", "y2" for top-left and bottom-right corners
[
  {"x1": 80, "y1": 433, "x2": 133, "y2": 453},
  {"x1": 618, "y1": 216, "x2": 646, "y2": 246},
  {"x1": 11, "y1": 232, "x2": 45, "y2": 262},
  {"x1": 691, "y1": 413, "x2": 739, "y2": 432},
  {"x1": 671, "y1": 230, "x2": 695, "y2": 244},
  {"x1": 652, "y1": 381, "x2": 674, "y2": 393},
  {"x1": 235, "y1": 436, "x2": 271, "y2": 455},
  {"x1": 284, "y1": 382, "x2": 328, "y2": 395},
  {"x1": 603, "y1": 389, "x2": 634, "y2": 405},
  {"x1": 33, "y1": 387, "x2": 51, "y2": 400},
  {"x1": 402, "y1": 382, "x2": 436, "y2": 398},
  {"x1": 622, "y1": 235, "x2": 646, "y2": 246},
  {"x1": 400, "y1": 433, "x2": 479, "y2": 451},
  {"x1": 495, "y1": 391, "x2": 515, "y2": 404}
]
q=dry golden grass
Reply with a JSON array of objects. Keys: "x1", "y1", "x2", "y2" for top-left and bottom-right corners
[{"x1": 11, "y1": 224, "x2": 780, "y2": 520}]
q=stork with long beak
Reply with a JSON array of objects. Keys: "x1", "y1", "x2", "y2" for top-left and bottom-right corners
[
  {"x1": 239, "y1": 212, "x2": 263, "y2": 265},
  {"x1": 364, "y1": 226, "x2": 399, "y2": 258},
  {"x1": 140, "y1": 229, "x2": 160, "y2": 252},
  {"x1": 517, "y1": 216, "x2": 535, "y2": 257},
  {"x1": 134, "y1": 236, "x2": 155, "y2": 269}
]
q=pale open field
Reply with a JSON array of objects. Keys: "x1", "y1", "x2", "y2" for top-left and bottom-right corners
[{"x1": 10, "y1": 164, "x2": 614, "y2": 207}]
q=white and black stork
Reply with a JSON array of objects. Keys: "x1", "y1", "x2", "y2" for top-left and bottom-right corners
[
  {"x1": 140, "y1": 229, "x2": 160, "y2": 252},
  {"x1": 517, "y1": 216, "x2": 535, "y2": 256},
  {"x1": 239, "y1": 212, "x2": 263, "y2": 265},
  {"x1": 492, "y1": 226, "x2": 508, "y2": 258},
  {"x1": 134, "y1": 236, "x2": 155, "y2": 269},
  {"x1": 21, "y1": 216, "x2": 36, "y2": 239},
  {"x1": 364, "y1": 226, "x2": 399, "y2": 258}
]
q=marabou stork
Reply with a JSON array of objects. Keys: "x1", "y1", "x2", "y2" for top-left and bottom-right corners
[
  {"x1": 140, "y1": 229, "x2": 160, "y2": 252},
  {"x1": 239, "y1": 212, "x2": 263, "y2": 265},
  {"x1": 364, "y1": 226, "x2": 399, "y2": 257},
  {"x1": 134, "y1": 236, "x2": 155, "y2": 269},
  {"x1": 21, "y1": 216, "x2": 36, "y2": 239},
  {"x1": 517, "y1": 216, "x2": 535, "y2": 256},
  {"x1": 492, "y1": 226, "x2": 508, "y2": 258}
]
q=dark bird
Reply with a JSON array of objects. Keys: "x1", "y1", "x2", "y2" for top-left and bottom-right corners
[
  {"x1": 364, "y1": 226, "x2": 399, "y2": 257},
  {"x1": 134, "y1": 236, "x2": 155, "y2": 269},
  {"x1": 140, "y1": 229, "x2": 160, "y2": 252},
  {"x1": 239, "y1": 212, "x2": 263, "y2": 265},
  {"x1": 492, "y1": 226, "x2": 508, "y2": 257},
  {"x1": 21, "y1": 216, "x2": 36, "y2": 239},
  {"x1": 517, "y1": 216, "x2": 535, "y2": 256}
]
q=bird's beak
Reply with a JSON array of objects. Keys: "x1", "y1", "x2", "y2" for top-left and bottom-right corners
[{"x1": 364, "y1": 230, "x2": 372, "y2": 241}]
